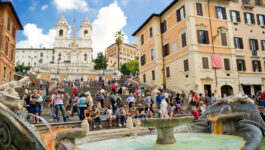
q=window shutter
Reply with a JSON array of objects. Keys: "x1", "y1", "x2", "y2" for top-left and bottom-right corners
[
  {"x1": 230, "y1": 10, "x2": 233, "y2": 21},
  {"x1": 249, "y1": 39, "x2": 252, "y2": 50},
  {"x1": 242, "y1": 60, "x2": 246, "y2": 71},
  {"x1": 161, "y1": 23, "x2": 164, "y2": 33},
  {"x1": 215, "y1": 7, "x2": 219, "y2": 18},
  {"x1": 252, "y1": 60, "x2": 255, "y2": 72},
  {"x1": 183, "y1": 6, "x2": 186, "y2": 18},
  {"x1": 164, "y1": 20, "x2": 167, "y2": 32},
  {"x1": 221, "y1": 33, "x2": 227, "y2": 46},
  {"x1": 239, "y1": 38, "x2": 244, "y2": 49},
  {"x1": 184, "y1": 59, "x2": 189, "y2": 71},
  {"x1": 262, "y1": 40, "x2": 265, "y2": 51},
  {"x1": 205, "y1": 31, "x2": 209, "y2": 44},
  {"x1": 244, "y1": 13, "x2": 247, "y2": 24},
  {"x1": 251, "y1": 13, "x2": 255, "y2": 24},
  {"x1": 236, "y1": 11, "x2": 241, "y2": 22},
  {"x1": 257, "y1": 14, "x2": 260, "y2": 25},
  {"x1": 236, "y1": 59, "x2": 240, "y2": 71},
  {"x1": 182, "y1": 33, "x2": 186, "y2": 47},
  {"x1": 222, "y1": 8, "x2": 227, "y2": 20},
  {"x1": 202, "y1": 57, "x2": 209, "y2": 69},
  {"x1": 255, "y1": 39, "x2": 259, "y2": 50},
  {"x1": 196, "y1": 3, "x2": 203, "y2": 16},
  {"x1": 224, "y1": 59, "x2": 230, "y2": 70},
  {"x1": 234, "y1": 37, "x2": 237, "y2": 48},
  {"x1": 177, "y1": 10, "x2": 181, "y2": 22},
  {"x1": 197, "y1": 30, "x2": 200, "y2": 44},
  {"x1": 258, "y1": 61, "x2": 262, "y2": 72}
]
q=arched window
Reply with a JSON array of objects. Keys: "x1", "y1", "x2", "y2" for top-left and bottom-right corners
[
  {"x1": 59, "y1": 29, "x2": 63, "y2": 37},
  {"x1": 84, "y1": 30, "x2": 88, "y2": 37}
]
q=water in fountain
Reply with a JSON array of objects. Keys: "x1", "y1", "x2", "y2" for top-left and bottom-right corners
[
  {"x1": 28, "y1": 113, "x2": 56, "y2": 136},
  {"x1": 160, "y1": 99, "x2": 169, "y2": 118},
  {"x1": 218, "y1": 105, "x2": 232, "y2": 115}
]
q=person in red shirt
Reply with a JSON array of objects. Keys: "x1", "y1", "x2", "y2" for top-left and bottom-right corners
[{"x1": 111, "y1": 84, "x2": 116, "y2": 94}]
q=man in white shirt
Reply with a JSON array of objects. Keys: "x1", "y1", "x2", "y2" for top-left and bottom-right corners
[{"x1": 126, "y1": 93, "x2": 136, "y2": 108}]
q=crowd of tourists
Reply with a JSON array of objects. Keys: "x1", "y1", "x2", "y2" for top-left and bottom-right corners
[{"x1": 20, "y1": 76, "x2": 265, "y2": 129}]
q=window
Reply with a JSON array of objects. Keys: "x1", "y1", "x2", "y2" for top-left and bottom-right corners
[
  {"x1": 224, "y1": 58, "x2": 231, "y2": 71},
  {"x1": 220, "y1": 32, "x2": 228, "y2": 46},
  {"x1": 39, "y1": 59, "x2": 43, "y2": 64},
  {"x1": 255, "y1": 0, "x2": 262, "y2": 5},
  {"x1": 84, "y1": 30, "x2": 88, "y2": 37},
  {"x1": 12, "y1": 26, "x2": 16, "y2": 38},
  {"x1": 202, "y1": 57, "x2": 209, "y2": 69},
  {"x1": 181, "y1": 33, "x2": 187, "y2": 48},
  {"x1": 152, "y1": 70, "x2": 155, "y2": 80},
  {"x1": 5, "y1": 41, "x2": 8, "y2": 56},
  {"x1": 59, "y1": 29, "x2": 63, "y2": 37},
  {"x1": 150, "y1": 49, "x2": 154, "y2": 61},
  {"x1": 28, "y1": 62, "x2": 30, "y2": 66},
  {"x1": 176, "y1": 6, "x2": 185, "y2": 22},
  {"x1": 141, "y1": 54, "x2": 146, "y2": 66},
  {"x1": 197, "y1": 30, "x2": 209, "y2": 44},
  {"x1": 257, "y1": 14, "x2": 265, "y2": 26},
  {"x1": 196, "y1": 3, "x2": 203, "y2": 16},
  {"x1": 149, "y1": 27, "x2": 153, "y2": 38},
  {"x1": 249, "y1": 39, "x2": 259, "y2": 51},
  {"x1": 40, "y1": 52, "x2": 43, "y2": 57},
  {"x1": 184, "y1": 59, "x2": 189, "y2": 72},
  {"x1": 163, "y1": 43, "x2": 170, "y2": 57},
  {"x1": 172, "y1": 42, "x2": 178, "y2": 53},
  {"x1": 3, "y1": 67, "x2": 6, "y2": 78},
  {"x1": 244, "y1": 12, "x2": 255, "y2": 25},
  {"x1": 230, "y1": 10, "x2": 241, "y2": 23},
  {"x1": 141, "y1": 34, "x2": 144, "y2": 45},
  {"x1": 143, "y1": 74, "x2": 146, "y2": 83},
  {"x1": 252, "y1": 60, "x2": 262, "y2": 72},
  {"x1": 261, "y1": 40, "x2": 265, "y2": 51},
  {"x1": 11, "y1": 49, "x2": 13, "y2": 61},
  {"x1": 7, "y1": 17, "x2": 10, "y2": 30},
  {"x1": 9, "y1": 72, "x2": 11, "y2": 81},
  {"x1": 216, "y1": 7, "x2": 227, "y2": 20},
  {"x1": 234, "y1": 37, "x2": 244, "y2": 49},
  {"x1": 236, "y1": 59, "x2": 246, "y2": 71},
  {"x1": 161, "y1": 20, "x2": 167, "y2": 33},
  {"x1": 166, "y1": 67, "x2": 170, "y2": 78}
]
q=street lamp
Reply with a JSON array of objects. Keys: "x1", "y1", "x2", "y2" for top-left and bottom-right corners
[{"x1": 57, "y1": 52, "x2": 61, "y2": 75}]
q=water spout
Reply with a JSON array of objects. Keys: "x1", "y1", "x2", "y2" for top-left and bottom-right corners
[{"x1": 28, "y1": 114, "x2": 56, "y2": 137}]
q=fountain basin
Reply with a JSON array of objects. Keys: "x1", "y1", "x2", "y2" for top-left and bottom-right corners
[
  {"x1": 76, "y1": 133, "x2": 246, "y2": 150},
  {"x1": 140, "y1": 116, "x2": 194, "y2": 144}
]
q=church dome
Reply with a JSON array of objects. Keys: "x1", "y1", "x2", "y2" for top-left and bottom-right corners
[
  {"x1": 81, "y1": 17, "x2": 91, "y2": 26},
  {"x1": 57, "y1": 16, "x2": 68, "y2": 25}
]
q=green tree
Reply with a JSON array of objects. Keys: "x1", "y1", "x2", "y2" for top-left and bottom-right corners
[
  {"x1": 120, "y1": 63, "x2": 130, "y2": 75},
  {"x1": 94, "y1": 52, "x2": 108, "y2": 70},
  {"x1": 126, "y1": 60, "x2": 139, "y2": 73},
  {"x1": 114, "y1": 30, "x2": 124, "y2": 70},
  {"x1": 15, "y1": 64, "x2": 31, "y2": 72}
]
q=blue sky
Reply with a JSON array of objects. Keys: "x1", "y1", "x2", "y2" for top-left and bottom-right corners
[{"x1": 12, "y1": 0, "x2": 172, "y2": 54}]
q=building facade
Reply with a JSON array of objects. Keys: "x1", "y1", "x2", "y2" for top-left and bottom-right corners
[
  {"x1": 15, "y1": 48, "x2": 54, "y2": 66},
  {"x1": 105, "y1": 43, "x2": 138, "y2": 68},
  {"x1": 132, "y1": 0, "x2": 264, "y2": 97},
  {"x1": 0, "y1": 1, "x2": 23, "y2": 84},
  {"x1": 229, "y1": 0, "x2": 265, "y2": 96},
  {"x1": 54, "y1": 16, "x2": 93, "y2": 65}
]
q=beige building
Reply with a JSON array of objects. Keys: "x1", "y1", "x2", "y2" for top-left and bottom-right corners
[
  {"x1": 105, "y1": 43, "x2": 138, "y2": 69},
  {"x1": 0, "y1": 1, "x2": 23, "y2": 84},
  {"x1": 132, "y1": 0, "x2": 265, "y2": 97},
  {"x1": 229, "y1": 0, "x2": 265, "y2": 96}
]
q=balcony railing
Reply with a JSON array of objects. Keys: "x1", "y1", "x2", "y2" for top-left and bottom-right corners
[
  {"x1": 242, "y1": 0, "x2": 255, "y2": 8},
  {"x1": 251, "y1": 50, "x2": 258, "y2": 56}
]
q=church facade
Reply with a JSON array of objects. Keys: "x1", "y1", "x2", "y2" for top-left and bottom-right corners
[{"x1": 54, "y1": 16, "x2": 93, "y2": 65}]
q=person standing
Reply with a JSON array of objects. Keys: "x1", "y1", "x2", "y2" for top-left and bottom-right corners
[
  {"x1": 78, "y1": 93, "x2": 88, "y2": 120},
  {"x1": 45, "y1": 82, "x2": 50, "y2": 96},
  {"x1": 100, "y1": 88, "x2": 105, "y2": 108},
  {"x1": 32, "y1": 78, "x2": 36, "y2": 87},
  {"x1": 38, "y1": 90, "x2": 45, "y2": 116},
  {"x1": 69, "y1": 93, "x2": 79, "y2": 121},
  {"x1": 39, "y1": 79, "x2": 43, "y2": 89},
  {"x1": 156, "y1": 92, "x2": 163, "y2": 109},
  {"x1": 54, "y1": 90, "x2": 67, "y2": 122},
  {"x1": 145, "y1": 92, "x2": 153, "y2": 107},
  {"x1": 30, "y1": 90, "x2": 41, "y2": 124},
  {"x1": 111, "y1": 84, "x2": 116, "y2": 94},
  {"x1": 65, "y1": 93, "x2": 72, "y2": 118}
]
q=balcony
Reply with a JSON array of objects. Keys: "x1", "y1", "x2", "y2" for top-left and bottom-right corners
[
  {"x1": 242, "y1": 0, "x2": 255, "y2": 9},
  {"x1": 251, "y1": 50, "x2": 259, "y2": 57}
]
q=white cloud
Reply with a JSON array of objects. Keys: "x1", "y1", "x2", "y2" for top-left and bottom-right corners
[
  {"x1": 17, "y1": 24, "x2": 56, "y2": 48},
  {"x1": 41, "y1": 4, "x2": 48, "y2": 11},
  {"x1": 53, "y1": 0, "x2": 89, "y2": 12},
  {"x1": 92, "y1": 1, "x2": 128, "y2": 57}
]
